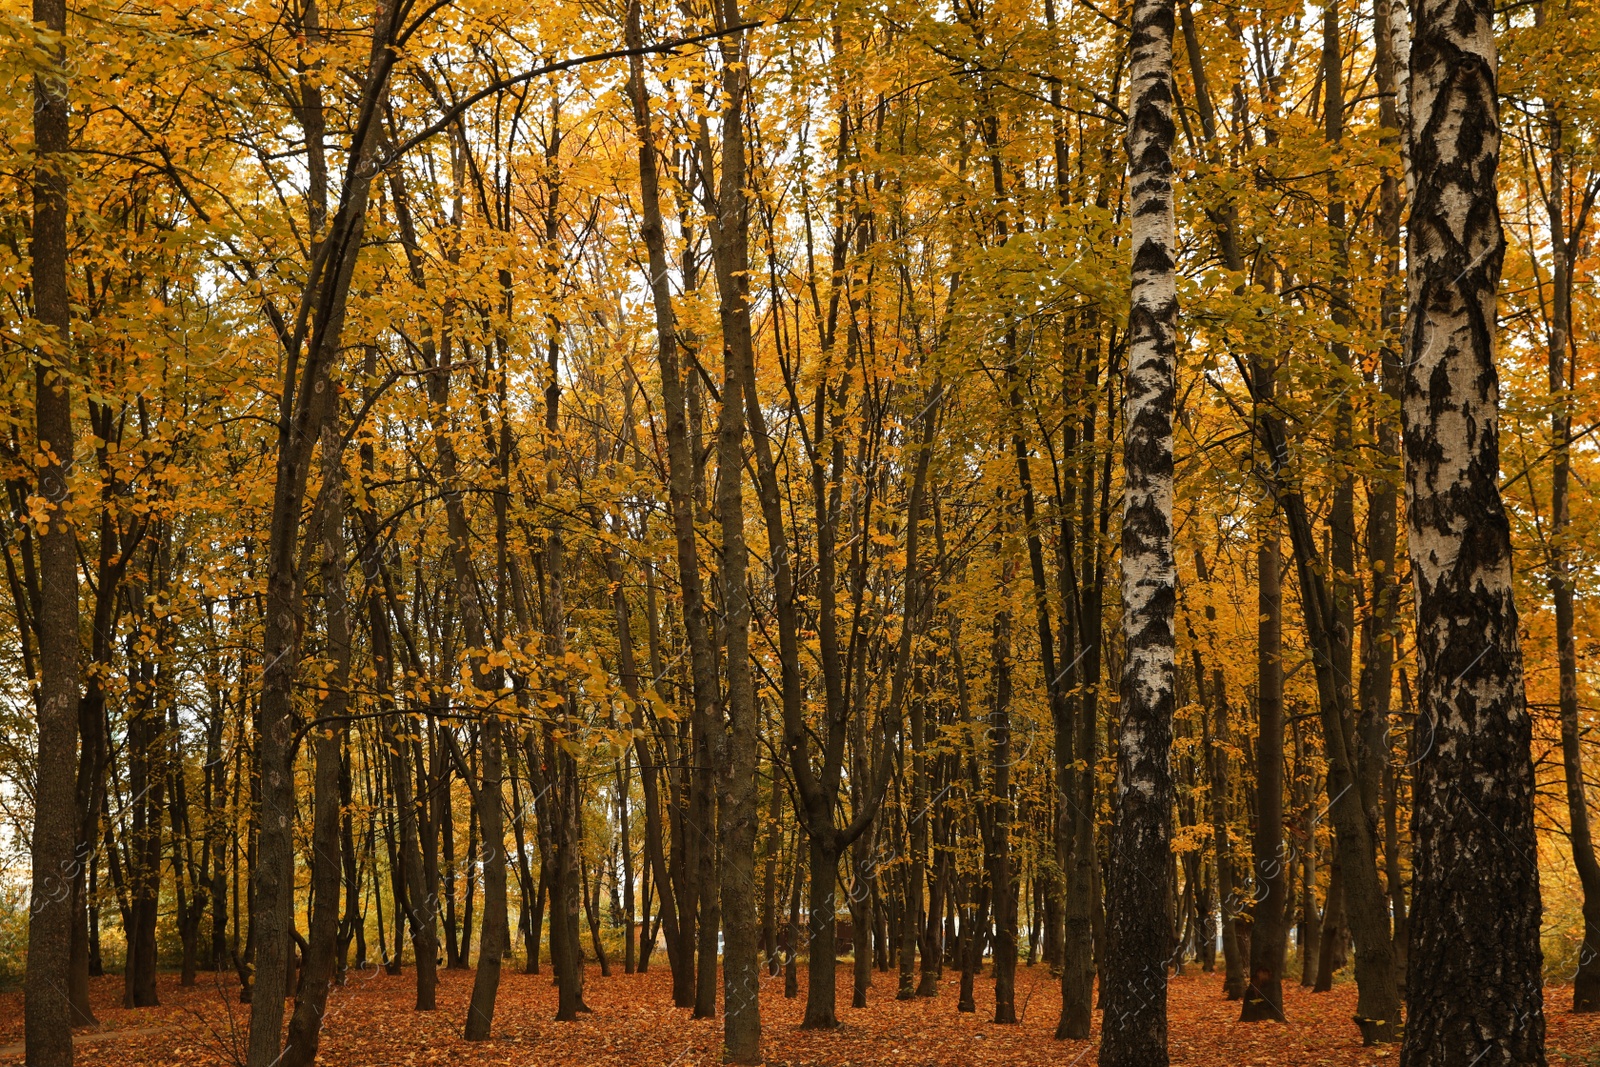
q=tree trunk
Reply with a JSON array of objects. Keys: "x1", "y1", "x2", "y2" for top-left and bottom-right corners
[
  {"x1": 359, "y1": 483, "x2": 438, "y2": 1006},
  {"x1": 1298, "y1": 774, "x2": 1319, "y2": 989},
  {"x1": 25, "y1": 0, "x2": 80, "y2": 1054},
  {"x1": 763, "y1": 786, "x2": 783, "y2": 978},
  {"x1": 1369, "y1": 0, "x2": 1409, "y2": 998},
  {"x1": 580, "y1": 847, "x2": 612, "y2": 978},
  {"x1": 1241, "y1": 523, "x2": 1287, "y2": 1023},
  {"x1": 707, "y1": 61, "x2": 764, "y2": 1043},
  {"x1": 121, "y1": 642, "x2": 162, "y2": 1009},
  {"x1": 989, "y1": 602, "x2": 1018, "y2": 1025},
  {"x1": 1400, "y1": 0, "x2": 1547, "y2": 1054},
  {"x1": 899, "y1": 680, "x2": 926, "y2": 1000},
  {"x1": 245, "y1": 3, "x2": 396, "y2": 1060},
  {"x1": 1099, "y1": 0, "x2": 1178, "y2": 1058},
  {"x1": 464, "y1": 712, "x2": 508, "y2": 1038},
  {"x1": 281, "y1": 417, "x2": 353, "y2": 1067},
  {"x1": 618, "y1": 753, "x2": 635, "y2": 976},
  {"x1": 958, "y1": 870, "x2": 988, "y2": 1014},
  {"x1": 1312, "y1": 862, "x2": 1344, "y2": 992},
  {"x1": 1540, "y1": 88, "x2": 1600, "y2": 1017},
  {"x1": 850, "y1": 827, "x2": 873, "y2": 1009},
  {"x1": 604, "y1": 536, "x2": 682, "y2": 984},
  {"x1": 805, "y1": 838, "x2": 842, "y2": 1027},
  {"x1": 786, "y1": 830, "x2": 805, "y2": 999},
  {"x1": 623, "y1": 0, "x2": 719, "y2": 1015},
  {"x1": 1191, "y1": 550, "x2": 1241, "y2": 1000},
  {"x1": 1058, "y1": 364, "x2": 1107, "y2": 1040}
]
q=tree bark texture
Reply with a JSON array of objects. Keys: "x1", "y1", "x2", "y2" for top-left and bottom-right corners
[
  {"x1": 1099, "y1": 0, "x2": 1177, "y2": 1058},
  {"x1": 1400, "y1": 0, "x2": 1547, "y2": 1057},
  {"x1": 25, "y1": 0, "x2": 80, "y2": 1056}
]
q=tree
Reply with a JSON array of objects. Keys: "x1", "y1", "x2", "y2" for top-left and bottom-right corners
[
  {"x1": 23, "y1": 0, "x2": 80, "y2": 1060},
  {"x1": 1099, "y1": 0, "x2": 1178, "y2": 1059},
  {"x1": 1399, "y1": 0, "x2": 1547, "y2": 1057}
]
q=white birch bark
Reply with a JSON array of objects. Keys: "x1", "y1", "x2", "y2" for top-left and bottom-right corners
[
  {"x1": 1400, "y1": 0, "x2": 1546, "y2": 1058},
  {"x1": 1100, "y1": 0, "x2": 1178, "y2": 1059}
]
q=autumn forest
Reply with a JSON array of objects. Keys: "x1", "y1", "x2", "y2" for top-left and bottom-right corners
[{"x1": 0, "y1": 0, "x2": 1594, "y2": 1062}]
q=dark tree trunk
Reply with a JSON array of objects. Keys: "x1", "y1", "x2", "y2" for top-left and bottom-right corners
[
  {"x1": 602, "y1": 523, "x2": 681, "y2": 986},
  {"x1": 1313, "y1": 862, "x2": 1344, "y2": 992},
  {"x1": 245, "y1": 3, "x2": 397, "y2": 1061},
  {"x1": 464, "y1": 713, "x2": 509, "y2": 1037},
  {"x1": 958, "y1": 871, "x2": 988, "y2": 1014},
  {"x1": 1364, "y1": 0, "x2": 1409, "y2": 1003},
  {"x1": 623, "y1": 0, "x2": 720, "y2": 1015},
  {"x1": 1298, "y1": 768, "x2": 1320, "y2": 989},
  {"x1": 989, "y1": 601, "x2": 1018, "y2": 1025},
  {"x1": 359, "y1": 478, "x2": 438, "y2": 1006},
  {"x1": 617, "y1": 753, "x2": 635, "y2": 976},
  {"x1": 850, "y1": 827, "x2": 873, "y2": 1009},
  {"x1": 1537, "y1": 64, "x2": 1600, "y2": 1016},
  {"x1": 1058, "y1": 363, "x2": 1107, "y2": 1040},
  {"x1": 1241, "y1": 524, "x2": 1287, "y2": 1023},
  {"x1": 124, "y1": 649, "x2": 164, "y2": 1010},
  {"x1": 580, "y1": 843, "x2": 612, "y2": 978},
  {"x1": 1190, "y1": 550, "x2": 1241, "y2": 1001},
  {"x1": 338, "y1": 740, "x2": 363, "y2": 977},
  {"x1": 706, "y1": 43, "x2": 764, "y2": 1043},
  {"x1": 785, "y1": 829, "x2": 805, "y2": 999},
  {"x1": 806, "y1": 838, "x2": 842, "y2": 1026},
  {"x1": 763, "y1": 786, "x2": 783, "y2": 978},
  {"x1": 25, "y1": 0, "x2": 79, "y2": 1053},
  {"x1": 281, "y1": 416, "x2": 353, "y2": 1067},
  {"x1": 899, "y1": 679, "x2": 927, "y2": 1000}
]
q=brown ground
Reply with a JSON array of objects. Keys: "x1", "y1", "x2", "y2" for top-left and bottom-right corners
[{"x1": 1, "y1": 964, "x2": 1595, "y2": 1065}]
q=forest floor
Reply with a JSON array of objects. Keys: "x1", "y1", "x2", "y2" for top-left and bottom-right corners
[{"x1": 2, "y1": 963, "x2": 1597, "y2": 1066}]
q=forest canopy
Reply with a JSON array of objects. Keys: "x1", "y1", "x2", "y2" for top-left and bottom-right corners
[{"x1": 0, "y1": 0, "x2": 1595, "y2": 1062}]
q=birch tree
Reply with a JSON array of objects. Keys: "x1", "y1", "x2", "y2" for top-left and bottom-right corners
[
  {"x1": 1099, "y1": 0, "x2": 1178, "y2": 1057},
  {"x1": 1400, "y1": 0, "x2": 1547, "y2": 1058}
]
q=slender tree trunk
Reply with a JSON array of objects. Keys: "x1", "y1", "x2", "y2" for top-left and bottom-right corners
[
  {"x1": 246, "y1": 4, "x2": 395, "y2": 1060},
  {"x1": 989, "y1": 600, "x2": 1018, "y2": 1025},
  {"x1": 281, "y1": 417, "x2": 353, "y2": 1067},
  {"x1": 624, "y1": 0, "x2": 719, "y2": 1013},
  {"x1": 1058, "y1": 357, "x2": 1107, "y2": 1040},
  {"x1": 1400, "y1": 0, "x2": 1546, "y2": 1054},
  {"x1": 25, "y1": 0, "x2": 79, "y2": 1055},
  {"x1": 1099, "y1": 0, "x2": 1177, "y2": 1057},
  {"x1": 850, "y1": 821, "x2": 873, "y2": 1008},
  {"x1": 70, "y1": 522, "x2": 124, "y2": 1023},
  {"x1": 1313, "y1": 862, "x2": 1344, "y2": 992},
  {"x1": 708, "y1": 87, "x2": 763, "y2": 1045},
  {"x1": 786, "y1": 832, "x2": 804, "y2": 999},
  {"x1": 902, "y1": 676, "x2": 928, "y2": 1000},
  {"x1": 124, "y1": 629, "x2": 164, "y2": 1011},
  {"x1": 1371, "y1": 0, "x2": 1411, "y2": 995},
  {"x1": 338, "y1": 739, "x2": 363, "y2": 977},
  {"x1": 544, "y1": 432, "x2": 588, "y2": 1020},
  {"x1": 618, "y1": 752, "x2": 635, "y2": 976},
  {"x1": 605, "y1": 540, "x2": 682, "y2": 982},
  {"x1": 1538, "y1": 95, "x2": 1600, "y2": 1015},
  {"x1": 580, "y1": 850, "x2": 612, "y2": 977},
  {"x1": 763, "y1": 784, "x2": 783, "y2": 977},
  {"x1": 957, "y1": 864, "x2": 988, "y2": 1014},
  {"x1": 358, "y1": 389, "x2": 438, "y2": 1006},
  {"x1": 1241, "y1": 522, "x2": 1286, "y2": 1022},
  {"x1": 464, "y1": 713, "x2": 508, "y2": 1037},
  {"x1": 1190, "y1": 551, "x2": 1241, "y2": 1000},
  {"x1": 1298, "y1": 771, "x2": 1320, "y2": 988}
]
